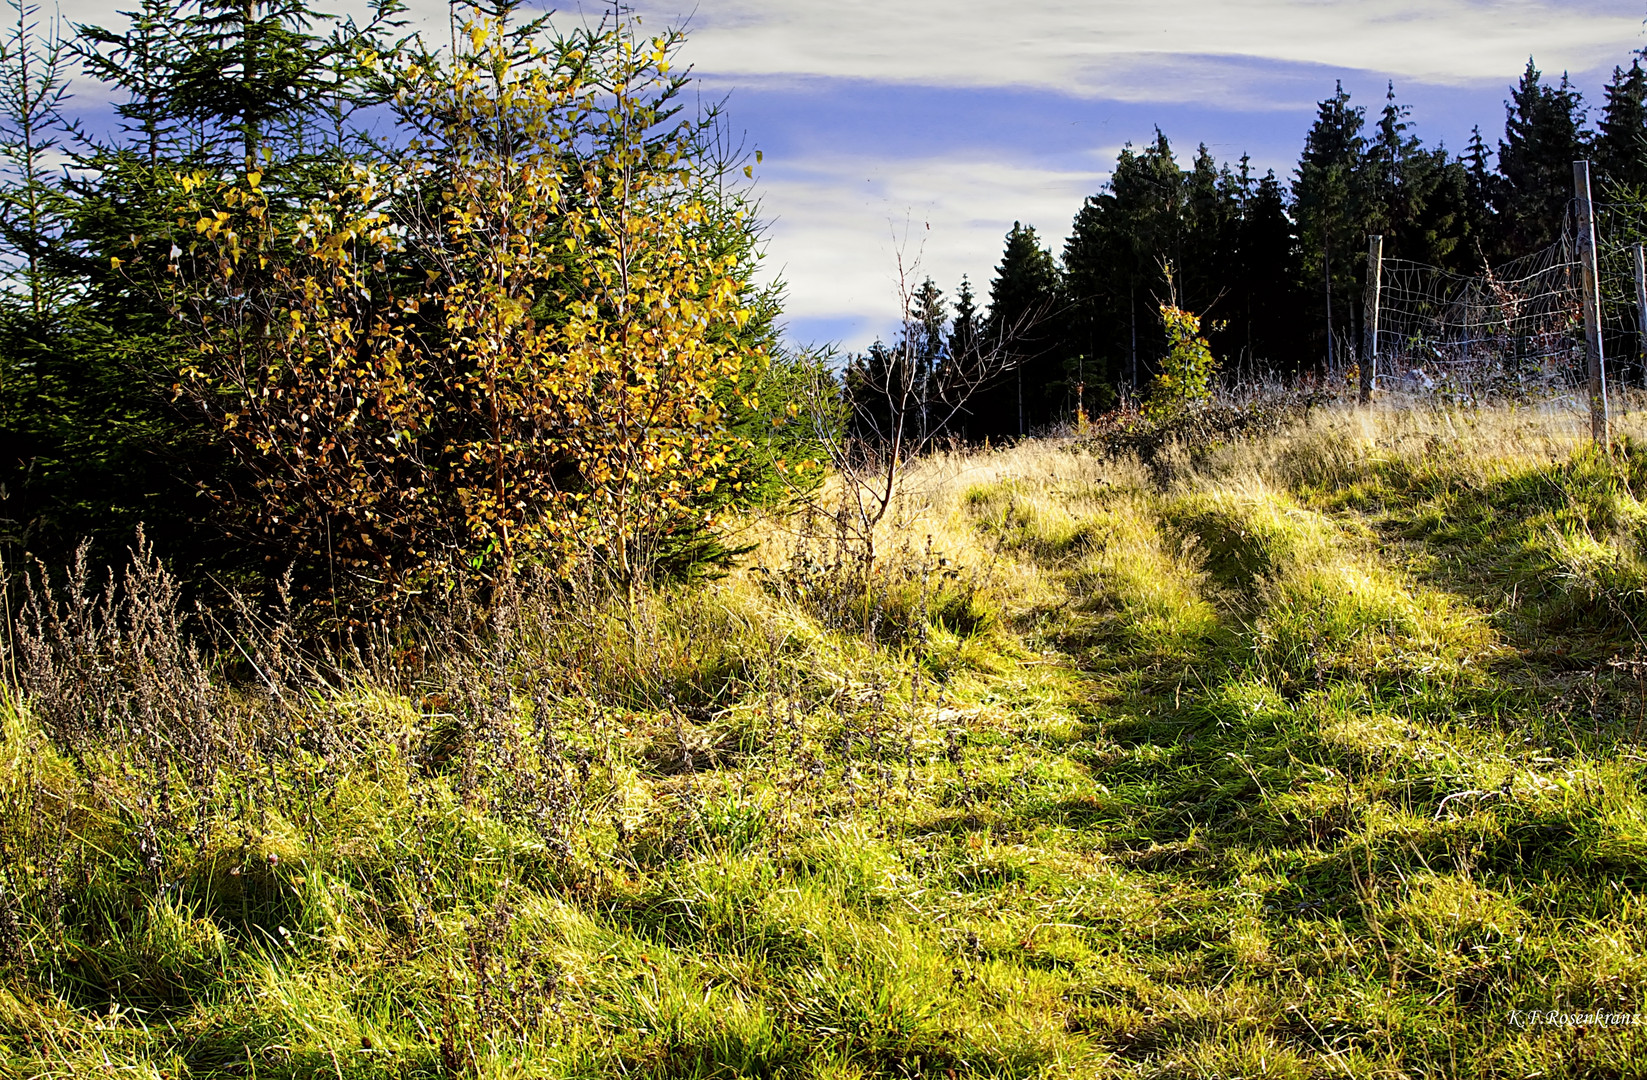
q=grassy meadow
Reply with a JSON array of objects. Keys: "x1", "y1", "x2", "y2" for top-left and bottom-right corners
[{"x1": 6, "y1": 398, "x2": 1647, "y2": 1077}]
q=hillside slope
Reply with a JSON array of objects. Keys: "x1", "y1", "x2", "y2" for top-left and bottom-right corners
[{"x1": 4, "y1": 401, "x2": 1647, "y2": 1077}]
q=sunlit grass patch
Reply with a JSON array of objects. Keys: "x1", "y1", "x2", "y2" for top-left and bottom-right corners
[
  {"x1": 1254, "y1": 560, "x2": 1498, "y2": 689},
  {"x1": 1162, "y1": 486, "x2": 1337, "y2": 600},
  {"x1": 1170, "y1": 1029, "x2": 1315, "y2": 1080},
  {"x1": 965, "y1": 480, "x2": 1099, "y2": 561},
  {"x1": 1375, "y1": 872, "x2": 1528, "y2": 1001},
  {"x1": 1536, "y1": 520, "x2": 1647, "y2": 635},
  {"x1": 1060, "y1": 494, "x2": 1222, "y2": 662}
]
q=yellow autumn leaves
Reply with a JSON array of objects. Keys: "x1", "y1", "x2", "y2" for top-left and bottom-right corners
[{"x1": 172, "y1": 12, "x2": 768, "y2": 606}]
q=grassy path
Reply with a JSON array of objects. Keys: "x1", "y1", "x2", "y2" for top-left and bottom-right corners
[{"x1": 957, "y1": 422, "x2": 1647, "y2": 1077}]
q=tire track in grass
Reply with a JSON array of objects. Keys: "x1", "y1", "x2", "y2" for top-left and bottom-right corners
[{"x1": 967, "y1": 463, "x2": 1647, "y2": 1075}]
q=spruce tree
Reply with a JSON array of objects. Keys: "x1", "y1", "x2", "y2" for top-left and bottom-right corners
[
  {"x1": 1497, "y1": 58, "x2": 1590, "y2": 253},
  {"x1": 174, "y1": 0, "x2": 354, "y2": 163},
  {"x1": 0, "y1": 1, "x2": 91, "y2": 552},
  {"x1": 1408, "y1": 149, "x2": 1474, "y2": 271},
  {"x1": 1293, "y1": 81, "x2": 1367, "y2": 371},
  {"x1": 1363, "y1": 82, "x2": 1411, "y2": 241},
  {"x1": 844, "y1": 339, "x2": 897, "y2": 442},
  {"x1": 1243, "y1": 170, "x2": 1305, "y2": 373},
  {"x1": 1363, "y1": 84, "x2": 1473, "y2": 269},
  {"x1": 1066, "y1": 133, "x2": 1274, "y2": 396},
  {"x1": 1061, "y1": 192, "x2": 1116, "y2": 392},
  {"x1": 911, "y1": 276, "x2": 946, "y2": 363},
  {"x1": 935, "y1": 274, "x2": 984, "y2": 436},
  {"x1": 0, "y1": 0, "x2": 399, "y2": 570},
  {"x1": 1114, "y1": 131, "x2": 1185, "y2": 293},
  {"x1": 906, "y1": 276, "x2": 945, "y2": 444},
  {"x1": 74, "y1": 0, "x2": 192, "y2": 166},
  {"x1": 1597, "y1": 56, "x2": 1647, "y2": 192},
  {"x1": 947, "y1": 275, "x2": 980, "y2": 370},
  {"x1": 983, "y1": 222, "x2": 1060, "y2": 438},
  {"x1": 1107, "y1": 132, "x2": 1183, "y2": 391},
  {"x1": 1183, "y1": 145, "x2": 1237, "y2": 310},
  {"x1": 1464, "y1": 125, "x2": 1499, "y2": 255}
]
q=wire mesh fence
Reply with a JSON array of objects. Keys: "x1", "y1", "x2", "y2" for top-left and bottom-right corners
[
  {"x1": 1375, "y1": 237, "x2": 1583, "y2": 398},
  {"x1": 1367, "y1": 192, "x2": 1647, "y2": 405},
  {"x1": 1594, "y1": 199, "x2": 1647, "y2": 386}
]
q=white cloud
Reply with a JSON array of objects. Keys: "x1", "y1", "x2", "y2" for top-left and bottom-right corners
[
  {"x1": 58, "y1": 0, "x2": 1637, "y2": 110},
  {"x1": 755, "y1": 151, "x2": 1109, "y2": 343},
  {"x1": 636, "y1": 0, "x2": 1640, "y2": 103}
]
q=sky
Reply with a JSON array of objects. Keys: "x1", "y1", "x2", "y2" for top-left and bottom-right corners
[
  {"x1": 58, "y1": 0, "x2": 1647, "y2": 351},
  {"x1": 609, "y1": 0, "x2": 1647, "y2": 353}
]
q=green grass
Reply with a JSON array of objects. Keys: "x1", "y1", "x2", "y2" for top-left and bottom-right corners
[{"x1": 6, "y1": 402, "x2": 1647, "y2": 1077}]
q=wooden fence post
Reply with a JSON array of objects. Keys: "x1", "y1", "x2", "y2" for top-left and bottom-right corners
[
  {"x1": 1634, "y1": 243, "x2": 1646, "y2": 388},
  {"x1": 1361, "y1": 234, "x2": 1382, "y2": 405},
  {"x1": 1574, "y1": 160, "x2": 1608, "y2": 444}
]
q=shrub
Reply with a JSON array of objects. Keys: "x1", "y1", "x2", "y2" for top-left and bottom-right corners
[
  {"x1": 170, "y1": 7, "x2": 776, "y2": 608},
  {"x1": 1143, "y1": 304, "x2": 1217, "y2": 422}
]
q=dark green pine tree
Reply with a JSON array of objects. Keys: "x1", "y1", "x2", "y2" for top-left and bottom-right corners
[
  {"x1": 1406, "y1": 148, "x2": 1474, "y2": 272},
  {"x1": 846, "y1": 277, "x2": 949, "y2": 448},
  {"x1": 947, "y1": 274, "x2": 980, "y2": 370},
  {"x1": 1081, "y1": 131, "x2": 1183, "y2": 395},
  {"x1": 911, "y1": 276, "x2": 946, "y2": 362},
  {"x1": 1179, "y1": 144, "x2": 1245, "y2": 369},
  {"x1": 1463, "y1": 125, "x2": 1499, "y2": 256},
  {"x1": 73, "y1": 0, "x2": 192, "y2": 167},
  {"x1": 0, "y1": 2, "x2": 78, "y2": 324},
  {"x1": 1364, "y1": 83, "x2": 1474, "y2": 271},
  {"x1": 1597, "y1": 55, "x2": 1647, "y2": 192},
  {"x1": 942, "y1": 276, "x2": 1001, "y2": 441},
  {"x1": 1362, "y1": 83, "x2": 1411, "y2": 243},
  {"x1": 981, "y1": 222, "x2": 1060, "y2": 439},
  {"x1": 936, "y1": 274, "x2": 983, "y2": 436},
  {"x1": 0, "y1": 0, "x2": 399, "y2": 572},
  {"x1": 1114, "y1": 131, "x2": 1185, "y2": 375},
  {"x1": 1182, "y1": 146, "x2": 1237, "y2": 304},
  {"x1": 1242, "y1": 169, "x2": 1306, "y2": 374},
  {"x1": 905, "y1": 275, "x2": 945, "y2": 445},
  {"x1": 1293, "y1": 80, "x2": 1367, "y2": 371},
  {"x1": 0, "y1": 2, "x2": 112, "y2": 556},
  {"x1": 844, "y1": 339, "x2": 898, "y2": 442},
  {"x1": 1066, "y1": 131, "x2": 1269, "y2": 401},
  {"x1": 172, "y1": 0, "x2": 369, "y2": 164},
  {"x1": 1224, "y1": 153, "x2": 1259, "y2": 376},
  {"x1": 1060, "y1": 193, "x2": 1115, "y2": 394},
  {"x1": 1497, "y1": 58, "x2": 1590, "y2": 254}
]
